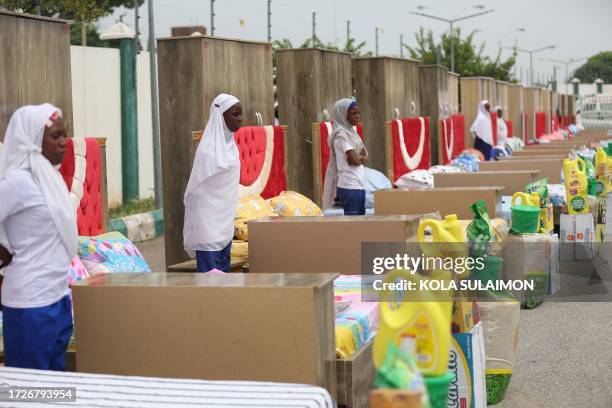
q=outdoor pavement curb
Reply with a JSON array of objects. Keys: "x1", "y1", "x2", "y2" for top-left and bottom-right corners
[{"x1": 109, "y1": 208, "x2": 164, "y2": 243}]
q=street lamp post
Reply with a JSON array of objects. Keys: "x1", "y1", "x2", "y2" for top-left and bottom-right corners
[
  {"x1": 505, "y1": 45, "x2": 556, "y2": 87},
  {"x1": 541, "y1": 57, "x2": 585, "y2": 94},
  {"x1": 410, "y1": 7, "x2": 495, "y2": 73}
]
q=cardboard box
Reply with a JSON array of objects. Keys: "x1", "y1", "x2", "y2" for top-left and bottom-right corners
[
  {"x1": 248, "y1": 215, "x2": 423, "y2": 275},
  {"x1": 434, "y1": 171, "x2": 540, "y2": 195},
  {"x1": 500, "y1": 155, "x2": 568, "y2": 161},
  {"x1": 73, "y1": 273, "x2": 337, "y2": 396},
  {"x1": 448, "y1": 322, "x2": 487, "y2": 408},
  {"x1": 452, "y1": 301, "x2": 480, "y2": 333},
  {"x1": 511, "y1": 150, "x2": 571, "y2": 157},
  {"x1": 374, "y1": 187, "x2": 503, "y2": 219},
  {"x1": 479, "y1": 159, "x2": 563, "y2": 183},
  {"x1": 548, "y1": 234, "x2": 560, "y2": 295},
  {"x1": 606, "y1": 195, "x2": 612, "y2": 235},
  {"x1": 575, "y1": 214, "x2": 595, "y2": 260},
  {"x1": 560, "y1": 214, "x2": 595, "y2": 260}
]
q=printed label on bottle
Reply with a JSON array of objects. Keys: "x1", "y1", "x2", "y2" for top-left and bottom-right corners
[{"x1": 396, "y1": 311, "x2": 437, "y2": 371}]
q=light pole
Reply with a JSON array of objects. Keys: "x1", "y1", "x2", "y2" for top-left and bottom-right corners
[
  {"x1": 541, "y1": 57, "x2": 585, "y2": 94},
  {"x1": 505, "y1": 45, "x2": 556, "y2": 87},
  {"x1": 410, "y1": 6, "x2": 495, "y2": 73}
]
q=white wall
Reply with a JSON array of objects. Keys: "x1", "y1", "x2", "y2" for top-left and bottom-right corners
[
  {"x1": 70, "y1": 45, "x2": 155, "y2": 208},
  {"x1": 576, "y1": 84, "x2": 612, "y2": 97}
]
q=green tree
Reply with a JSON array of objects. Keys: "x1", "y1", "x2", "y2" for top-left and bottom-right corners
[
  {"x1": 573, "y1": 52, "x2": 612, "y2": 83},
  {"x1": 0, "y1": 0, "x2": 143, "y2": 46},
  {"x1": 406, "y1": 27, "x2": 517, "y2": 81}
]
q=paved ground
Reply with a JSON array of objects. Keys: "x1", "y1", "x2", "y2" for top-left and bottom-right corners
[{"x1": 136, "y1": 237, "x2": 612, "y2": 408}]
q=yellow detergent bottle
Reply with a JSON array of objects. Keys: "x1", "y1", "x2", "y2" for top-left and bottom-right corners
[
  {"x1": 511, "y1": 192, "x2": 540, "y2": 208},
  {"x1": 607, "y1": 154, "x2": 612, "y2": 192},
  {"x1": 373, "y1": 269, "x2": 452, "y2": 377},
  {"x1": 564, "y1": 157, "x2": 589, "y2": 215},
  {"x1": 418, "y1": 215, "x2": 467, "y2": 258},
  {"x1": 595, "y1": 148, "x2": 608, "y2": 196}
]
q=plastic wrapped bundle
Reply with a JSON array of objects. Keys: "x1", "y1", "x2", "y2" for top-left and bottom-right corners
[
  {"x1": 451, "y1": 153, "x2": 480, "y2": 172},
  {"x1": 502, "y1": 233, "x2": 551, "y2": 308},
  {"x1": 395, "y1": 169, "x2": 433, "y2": 188},
  {"x1": 478, "y1": 293, "x2": 520, "y2": 405}
]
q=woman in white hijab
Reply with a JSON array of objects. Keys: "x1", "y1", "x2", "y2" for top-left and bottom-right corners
[
  {"x1": 470, "y1": 100, "x2": 494, "y2": 160},
  {"x1": 0, "y1": 103, "x2": 77, "y2": 370},
  {"x1": 492, "y1": 106, "x2": 510, "y2": 158},
  {"x1": 322, "y1": 98, "x2": 368, "y2": 215},
  {"x1": 184, "y1": 94, "x2": 242, "y2": 272}
]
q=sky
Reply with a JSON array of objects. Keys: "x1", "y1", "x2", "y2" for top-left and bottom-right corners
[{"x1": 99, "y1": 0, "x2": 612, "y2": 87}]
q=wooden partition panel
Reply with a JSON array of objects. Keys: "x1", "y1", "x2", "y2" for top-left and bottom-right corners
[
  {"x1": 460, "y1": 77, "x2": 496, "y2": 145},
  {"x1": 0, "y1": 11, "x2": 73, "y2": 139},
  {"x1": 496, "y1": 81, "x2": 509, "y2": 112},
  {"x1": 276, "y1": 49, "x2": 352, "y2": 199},
  {"x1": 419, "y1": 65, "x2": 450, "y2": 165},
  {"x1": 448, "y1": 72, "x2": 460, "y2": 115},
  {"x1": 523, "y1": 87, "x2": 538, "y2": 141},
  {"x1": 507, "y1": 84, "x2": 524, "y2": 138},
  {"x1": 158, "y1": 35, "x2": 274, "y2": 267},
  {"x1": 355, "y1": 57, "x2": 421, "y2": 172}
]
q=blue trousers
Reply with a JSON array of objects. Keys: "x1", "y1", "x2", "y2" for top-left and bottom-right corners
[
  {"x1": 337, "y1": 187, "x2": 366, "y2": 215},
  {"x1": 3, "y1": 295, "x2": 72, "y2": 371},
  {"x1": 196, "y1": 241, "x2": 232, "y2": 272},
  {"x1": 474, "y1": 136, "x2": 492, "y2": 161}
]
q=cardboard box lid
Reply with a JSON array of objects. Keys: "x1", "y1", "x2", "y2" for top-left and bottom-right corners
[
  {"x1": 73, "y1": 273, "x2": 338, "y2": 289},
  {"x1": 434, "y1": 171, "x2": 540, "y2": 195},
  {"x1": 374, "y1": 187, "x2": 503, "y2": 219},
  {"x1": 379, "y1": 186, "x2": 505, "y2": 193},
  {"x1": 250, "y1": 214, "x2": 423, "y2": 224},
  {"x1": 248, "y1": 215, "x2": 424, "y2": 274}
]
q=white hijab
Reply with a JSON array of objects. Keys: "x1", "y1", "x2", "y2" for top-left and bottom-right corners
[
  {"x1": 185, "y1": 94, "x2": 240, "y2": 197},
  {"x1": 0, "y1": 104, "x2": 78, "y2": 258},
  {"x1": 494, "y1": 106, "x2": 508, "y2": 147},
  {"x1": 470, "y1": 100, "x2": 493, "y2": 146},
  {"x1": 322, "y1": 98, "x2": 367, "y2": 210}
]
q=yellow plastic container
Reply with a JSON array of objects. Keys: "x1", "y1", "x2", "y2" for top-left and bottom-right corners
[
  {"x1": 607, "y1": 156, "x2": 612, "y2": 193},
  {"x1": 595, "y1": 148, "x2": 608, "y2": 196},
  {"x1": 564, "y1": 157, "x2": 589, "y2": 215},
  {"x1": 511, "y1": 192, "x2": 540, "y2": 208},
  {"x1": 540, "y1": 204, "x2": 554, "y2": 233},
  {"x1": 418, "y1": 214, "x2": 467, "y2": 260},
  {"x1": 373, "y1": 270, "x2": 452, "y2": 377}
]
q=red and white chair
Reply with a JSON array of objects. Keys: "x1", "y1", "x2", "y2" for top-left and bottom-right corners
[
  {"x1": 193, "y1": 125, "x2": 287, "y2": 200},
  {"x1": 386, "y1": 116, "x2": 431, "y2": 183}
]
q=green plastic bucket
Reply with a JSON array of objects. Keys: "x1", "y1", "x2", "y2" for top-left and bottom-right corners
[
  {"x1": 473, "y1": 256, "x2": 503, "y2": 285},
  {"x1": 510, "y1": 205, "x2": 541, "y2": 234},
  {"x1": 424, "y1": 371, "x2": 454, "y2": 408}
]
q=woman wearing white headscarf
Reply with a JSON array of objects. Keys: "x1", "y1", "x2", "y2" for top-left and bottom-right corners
[
  {"x1": 184, "y1": 94, "x2": 242, "y2": 272},
  {"x1": 492, "y1": 105, "x2": 510, "y2": 159},
  {"x1": 322, "y1": 98, "x2": 368, "y2": 215},
  {"x1": 470, "y1": 100, "x2": 494, "y2": 160},
  {"x1": 0, "y1": 103, "x2": 77, "y2": 370}
]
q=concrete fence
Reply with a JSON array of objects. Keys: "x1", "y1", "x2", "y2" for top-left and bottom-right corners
[{"x1": 70, "y1": 45, "x2": 154, "y2": 208}]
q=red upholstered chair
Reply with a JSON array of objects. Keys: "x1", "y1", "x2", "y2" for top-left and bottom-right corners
[
  {"x1": 506, "y1": 119, "x2": 513, "y2": 139},
  {"x1": 489, "y1": 112, "x2": 498, "y2": 146},
  {"x1": 387, "y1": 117, "x2": 431, "y2": 182},
  {"x1": 59, "y1": 138, "x2": 107, "y2": 236},
  {"x1": 535, "y1": 112, "x2": 547, "y2": 139},
  {"x1": 312, "y1": 121, "x2": 364, "y2": 206},
  {"x1": 440, "y1": 115, "x2": 466, "y2": 164},
  {"x1": 192, "y1": 125, "x2": 287, "y2": 200}
]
